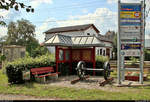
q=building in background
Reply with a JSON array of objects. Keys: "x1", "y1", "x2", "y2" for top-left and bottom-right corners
[
  {"x1": 2, "y1": 45, "x2": 26, "y2": 62},
  {"x1": 145, "y1": 39, "x2": 150, "y2": 50},
  {"x1": 96, "y1": 31, "x2": 115, "y2": 59},
  {"x1": 44, "y1": 24, "x2": 114, "y2": 59}
]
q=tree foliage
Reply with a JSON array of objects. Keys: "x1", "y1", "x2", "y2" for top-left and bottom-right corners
[
  {"x1": 3, "y1": 19, "x2": 49, "y2": 58},
  {"x1": 0, "y1": 0, "x2": 34, "y2": 26},
  {"x1": 112, "y1": 32, "x2": 117, "y2": 59},
  {"x1": 6, "y1": 19, "x2": 36, "y2": 45}
]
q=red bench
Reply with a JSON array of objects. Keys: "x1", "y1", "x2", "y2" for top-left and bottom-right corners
[{"x1": 30, "y1": 67, "x2": 60, "y2": 82}]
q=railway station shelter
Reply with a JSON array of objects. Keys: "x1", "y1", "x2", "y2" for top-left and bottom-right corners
[{"x1": 44, "y1": 34, "x2": 105, "y2": 75}]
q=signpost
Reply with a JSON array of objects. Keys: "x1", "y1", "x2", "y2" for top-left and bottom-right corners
[{"x1": 118, "y1": 0, "x2": 145, "y2": 84}]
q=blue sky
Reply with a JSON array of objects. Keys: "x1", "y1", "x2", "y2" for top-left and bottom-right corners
[{"x1": 1, "y1": 0, "x2": 150, "y2": 43}]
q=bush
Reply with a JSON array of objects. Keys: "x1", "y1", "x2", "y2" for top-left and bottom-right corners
[
  {"x1": 6, "y1": 53, "x2": 55, "y2": 84},
  {"x1": 144, "y1": 49, "x2": 150, "y2": 61},
  {"x1": 96, "y1": 55, "x2": 109, "y2": 63},
  {"x1": 130, "y1": 57, "x2": 139, "y2": 65}
]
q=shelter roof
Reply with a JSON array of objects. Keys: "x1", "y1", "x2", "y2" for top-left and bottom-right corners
[{"x1": 44, "y1": 34, "x2": 105, "y2": 47}]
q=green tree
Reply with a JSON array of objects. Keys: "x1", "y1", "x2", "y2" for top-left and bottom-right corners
[
  {"x1": 5, "y1": 19, "x2": 49, "y2": 58},
  {"x1": 6, "y1": 19, "x2": 36, "y2": 45},
  {"x1": 0, "y1": 0, "x2": 34, "y2": 26},
  {"x1": 112, "y1": 33, "x2": 117, "y2": 59}
]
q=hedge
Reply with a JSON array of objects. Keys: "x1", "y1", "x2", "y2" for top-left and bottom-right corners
[
  {"x1": 6, "y1": 54, "x2": 108, "y2": 84},
  {"x1": 6, "y1": 53, "x2": 55, "y2": 84}
]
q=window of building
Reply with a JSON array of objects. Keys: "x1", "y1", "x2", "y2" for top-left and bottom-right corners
[
  {"x1": 21, "y1": 51, "x2": 25, "y2": 58},
  {"x1": 65, "y1": 50, "x2": 70, "y2": 61},
  {"x1": 87, "y1": 33, "x2": 90, "y2": 35},
  {"x1": 97, "y1": 49, "x2": 99, "y2": 55},
  {"x1": 100, "y1": 49, "x2": 102, "y2": 55},
  {"x1": 103, "y1": 50, "x2": 105, "y2": 56},
  {"x1": 59, "y1": 49, "x2": 64, "y2": 61}
]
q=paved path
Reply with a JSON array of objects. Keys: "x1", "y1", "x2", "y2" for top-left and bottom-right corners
[{"x1": 0, "y1": 94, "x2": 61, "y2": 100}]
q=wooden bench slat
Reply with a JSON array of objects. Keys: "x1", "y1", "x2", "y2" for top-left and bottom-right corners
[
  {"x1": 30, "y1": 67, "x2": 61, "y2": 79},
  {"x1": 36, "y1": 73, "x2": 58, "y2": 78},
  {"x1": 31, "y1": 67, "x2": 54, "y2": 72},
  {"x1": 31, "y1": 70, "x2": 54, "y2": 75}
]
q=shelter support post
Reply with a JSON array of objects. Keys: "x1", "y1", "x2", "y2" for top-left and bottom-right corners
[
  {"x1": 69, "y1": 47, "x2": 72, "y2": 74},
  {"x1": 93, "y1": 46, "x2": 96, "y2": 76},
  {"x1": 55, "y1": 46, "x2": 58, "y2": 72}
]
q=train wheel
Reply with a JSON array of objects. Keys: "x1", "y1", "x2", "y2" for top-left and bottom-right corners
[{"x1": 103, "y1": 61, "x2": 111, "y2": 80}]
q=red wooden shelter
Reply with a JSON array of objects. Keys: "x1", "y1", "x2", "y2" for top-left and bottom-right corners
[{"x1": 44, "y1": 34, "x2": 105, "y2": 75}]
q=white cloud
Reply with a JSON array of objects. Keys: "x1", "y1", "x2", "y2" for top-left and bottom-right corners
[
  {"x1": 145, "y1": 34, "x2": 150, "y2": 39},
  {"x1": 107, "y1": 0, "x2": 118, "y2": 4},
  {"x1": 35, "y1": 18, "x2": 56, "y2": 43},
  {"x1": 0, "y1": 10, "x2": 10, "y2": 19},
  {"x1": 0, "y1": 27, "x2": 7, "y2": 37},
  {"x1": 82, "y1": 9, "x2": 88, "y2": 14},
  {"x1": 107, "y1": 0, "x2": 142, "y2": 4},
  {"x1": 30, "y1": 0, "x2": 53, "y2": 8},
  {"x1": 56, "y1": 8, "x2": 117, "y2": 35}
]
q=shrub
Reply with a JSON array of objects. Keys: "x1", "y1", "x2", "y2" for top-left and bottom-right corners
[
  {"x1": 6, "y1": 53, "x2": 55, "y2": 84},
  {"x1": 96, "y1": 55, "x2": 109, "y2": 63},
  {"x1": 144, "y1": 49, "x2": 150, "y2": 61},
  {"x1": 130, "y1": 56, "x2": 139, "y2": 65}
]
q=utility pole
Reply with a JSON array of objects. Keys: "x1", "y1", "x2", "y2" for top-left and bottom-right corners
[{"x1": 143, "y1": 0, "x2": 146, "y2": 67}]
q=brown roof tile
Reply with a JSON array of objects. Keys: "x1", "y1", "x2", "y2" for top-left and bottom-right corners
[{"x1": 44, "y1": 24, "x2": 99, "y2": 34}]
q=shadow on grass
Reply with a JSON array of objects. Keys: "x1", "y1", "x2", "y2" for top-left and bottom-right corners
[{"x1": 9, "y1": 81, "x2": 35, "y2": 89}]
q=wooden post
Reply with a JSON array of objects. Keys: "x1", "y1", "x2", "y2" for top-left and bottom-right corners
[
  {"x1": 55, "y1": 46, "x2": 58, "y2": 72},
  {"x1": 69, "y1": 47, "x2": 72, "y2": 74},
  {"x1": 93, "y1": 46, "x2": 96, "y2": 76}
]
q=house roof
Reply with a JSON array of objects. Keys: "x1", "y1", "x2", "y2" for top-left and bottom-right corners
[
  {"x1": 44, "y1": 34, "x2": 105, "y2": 47},
  {"x1": 44, "y1": 24, "x2": 100, "y2": 34},
  {"x1": 97, "y1": 34, "x2": 113, "y2": 43}
]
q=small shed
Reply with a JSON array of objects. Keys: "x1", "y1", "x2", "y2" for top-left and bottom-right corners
[
  {"x1": 2, "y1": 45, "x2": 26, "y2": 62},
  {"x1": 44, "y1": 34, "x2": 105, "y2": 75}
]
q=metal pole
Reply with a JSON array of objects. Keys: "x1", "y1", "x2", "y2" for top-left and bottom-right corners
[
  {"x1": 117, "y1": 0, "x2": 121, "y2": 84},
  {"x1": 121, "y1": 55, "x2": 125, "y2": 81},
  {"x1": 143, "y1": 0, "x2": 146, "y2": 64},
  {"x1": 140, "y1": 1, "x2": 144, "y2": 84}
]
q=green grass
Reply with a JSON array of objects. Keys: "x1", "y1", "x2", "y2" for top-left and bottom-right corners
[{"x1": 1, "y1": 70, "x2": 150, "y2": 100}]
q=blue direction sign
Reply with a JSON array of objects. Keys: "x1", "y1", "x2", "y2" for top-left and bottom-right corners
[
  {"x1": 121, "y1": 44, "x2": 141, "y2": 50},
  {"x1": 120, "y1": 22, "x2": 141, "y2": 26},
  {"x1": 120, "y1": 4, "x2": 141, "y2": 12}
]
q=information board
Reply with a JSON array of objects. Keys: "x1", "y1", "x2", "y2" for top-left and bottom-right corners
[
  {"x1": 118, "y1": 1, "x2": 144, "y2": 84},
  {"x1": 120, "y1": 4, "x2": 142, "y2": 42}
]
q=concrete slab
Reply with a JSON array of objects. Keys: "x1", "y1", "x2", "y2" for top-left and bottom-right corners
[{"x1": 113, "y1": 80, "x2": 150, "y2": 87}]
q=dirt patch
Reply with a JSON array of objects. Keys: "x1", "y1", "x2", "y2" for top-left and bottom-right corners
[{"x1": 46, "y1": 75, "x2": 131, "y2": 92}]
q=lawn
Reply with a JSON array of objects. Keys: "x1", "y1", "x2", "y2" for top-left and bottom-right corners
[{"x1": 1, "y1": 70, "x2": 150, "y2": 100}]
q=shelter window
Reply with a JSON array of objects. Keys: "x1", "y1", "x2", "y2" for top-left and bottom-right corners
[
  {"x1": 65, "y1": 50, "x2": 70, "y2": 61},
  {"x1": 59, "y1": 49, "x2": 64, "y2": 61}
]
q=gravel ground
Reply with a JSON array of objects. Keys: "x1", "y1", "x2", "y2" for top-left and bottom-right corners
[{"x1": 46, "y1": 75, "x2": 128, "y2": 92}]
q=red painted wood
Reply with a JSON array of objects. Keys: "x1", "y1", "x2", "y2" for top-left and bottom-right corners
[
  {"x1": 125, "y1": 76, "x2": 147, "y2": 81},
  {"x1": 93, "y1": 46, "x2": 96, "y2": 76},
  {"x1": 55, "y1": 47, "x2": 96, "y2": 74},
  {"x1": 31, "y1": 67, "x2": 54, "y2": 75},
  {"x1": 56, "y1": 46, "x2": 58, "y2": 72},
  {"x1": 69, "y1": 47, "x2": 72, "y2": 73}
]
